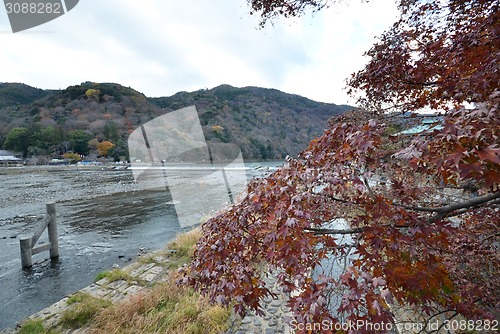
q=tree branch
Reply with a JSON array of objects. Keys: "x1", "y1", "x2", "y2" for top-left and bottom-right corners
[
  {"x1": 417, "y1": 309, "x2": 459, "y2": 334},
  {"x1": 306, "y1": 194, "x2": 499, "y2": 235},
  {"x1": 430, "y1": 311, "x2": 459, "y2": 334},
  {"x1": 395, "y1": 192, "x2": 500, "y2": 214},
  {"x1": 305, "y1": 222, "x2": 413, "y2": 235},
  {"x1": 305, "y1": 227, "x2": 365, "y2": 235},
  {"x1": 324, "y1": 194, "x2": 351, "y2": 204},
  {"x1": 430, "y1": 197, "x2": 500, "y2": 222},
  {"x1": 402, "y1": 80, "x2": 439, "y2": 87},
  {"x1": 308, "y1": 193, "x2": 499, "y2": 235}
]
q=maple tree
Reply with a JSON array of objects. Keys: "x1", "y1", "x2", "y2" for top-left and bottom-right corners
[
  {"x1": 182, "y1": 0, "x2": 499, "y2": 332},
  {"x1": 348, "y1": 0, "x2": 500, "y2": 112},
  {"x1": 248, "y1": 0, "x2": 329, "y2": 26}
]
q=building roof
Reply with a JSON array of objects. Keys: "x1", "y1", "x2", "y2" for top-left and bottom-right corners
[
  {"x1": 0, "y1": 150, "x2": 20, "y2": 156},
  {"x1": 397, "y1": 117, "x2": 444, "y2": 135},
  {"x1": 0, "y1": 155, "x2": 22, "y2": 161}
]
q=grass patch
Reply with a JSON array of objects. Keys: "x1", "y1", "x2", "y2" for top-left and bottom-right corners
[
  {"x1": 137, "y1": 252, "x2": 168, "y2": 266},
  {"x1": 18, "y1": 319, "x2": 57, "y2": 334},
  {"x1": 94, "y1": 271, "x2": 108, "y2": 282},
  {"x1": 60, "y1": 292, "x2": 112, "y2": 329},
  {"x1": 165, "y1": 228, "x2": 201, "y2": 269},
  {"x1": 91, "y1": 271, "x2": 230, "y2": 334},
  {"x1": 66, "y1": 292, "x2": 89, "y2": 305},
  {"x1": 106, "y1": 268, "x2": 134, "y2": 283},
  {"x1": 55, "y1": 228, "x2": 222, "y2": 333},
  {"x1": 94, "y1": 268, "x2": 136, "y2": 284},
  {"x1": 81, "y1": 228, "x2": 230, "y2": 333},
  {"x1": 137, "y1": 254, "x2": 159, "y2": 265}
]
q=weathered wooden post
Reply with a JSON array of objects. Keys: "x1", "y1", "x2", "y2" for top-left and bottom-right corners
[
  {"x1": 46, "y1": 203, "x2": 59, "y2": 259},
  {"x1": 19, "y1": 202, "x2": 59, "y2": 269},
  {"x1": 20, "y1": 236, "x2": 33, "y2": 269}
]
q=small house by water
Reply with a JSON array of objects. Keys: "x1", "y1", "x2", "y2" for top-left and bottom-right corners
[{"x1": 0, "y1": 150, "x2": 23, "y2": 166}]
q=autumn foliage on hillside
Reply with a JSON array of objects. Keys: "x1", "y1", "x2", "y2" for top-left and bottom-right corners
[
  {"x1": 0, "y1": 83, "x2": 348, "y2": 161},
  {"x1": 183, "y1": 0, "x2": 499, "y2": 332}
]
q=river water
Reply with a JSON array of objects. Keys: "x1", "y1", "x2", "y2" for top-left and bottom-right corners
[{"x1": 0, "y1": 163, "x2": 280, "y2": 329}]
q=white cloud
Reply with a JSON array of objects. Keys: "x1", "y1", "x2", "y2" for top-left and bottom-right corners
[{"x1": 0, "y1": 0, "x2": 398, "y2": 104}]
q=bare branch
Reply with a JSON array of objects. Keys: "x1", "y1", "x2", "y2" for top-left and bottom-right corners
[
  {"x1": 395, "y1": 192, "x2": 500, "y2": 214},
  {"x1": 306, "y1": 195, "x2": 499, "y2": 236},
  {"x1": 305, "y1": 223, "x2": 413, "y2": 235},
  {"x1": 417, "y1": 309, "x2": 459, "y2": 334},
  {"x1": 430, "y1": 311, "x2": 459, "y2": 334}
]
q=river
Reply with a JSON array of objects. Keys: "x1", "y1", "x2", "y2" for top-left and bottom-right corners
[{"x1": 0, "y1": 162, "x2": 280, "y2": 329}]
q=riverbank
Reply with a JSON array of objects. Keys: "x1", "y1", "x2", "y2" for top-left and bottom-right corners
[
  {"x1": 0, "y1": 163, "x2": 286, "y2": 331},
  {"x1": 0, "y1": 167, "x2": 179, "y2": 329},
  {"x1": 4, "y1": 228, "x2": 292, "y2": 334}
]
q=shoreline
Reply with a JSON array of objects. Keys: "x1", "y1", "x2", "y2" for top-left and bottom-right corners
[
  {"x1": 0, "y1": 163, "x2": 286, "y2": 332},
  {"x1": 1, "y1": 229, "x2": 292, "y2": 334}
]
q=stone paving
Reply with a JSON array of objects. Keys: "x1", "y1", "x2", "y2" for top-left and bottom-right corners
[
  {"x1": 226, "y1": 272, "x2": 293, "y2": 334},
  {"x1": 2, "y1": 249, "x2": 294, "y2": 334}
]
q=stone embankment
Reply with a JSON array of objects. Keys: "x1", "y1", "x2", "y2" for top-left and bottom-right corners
[{"x1": 0, "y1": 249, "x2": 171, "y2": 334}]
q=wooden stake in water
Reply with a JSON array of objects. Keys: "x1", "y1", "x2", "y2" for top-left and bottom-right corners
[{"x1": 20, "y1": 203, "x2": 59, "y2": 269}]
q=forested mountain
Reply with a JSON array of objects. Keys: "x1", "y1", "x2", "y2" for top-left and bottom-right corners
[
  {"x1": 0, "y1": 82, "x2": 351, "y2": 161},
  {"x1": 0, "y1": 83, "x2": 50, "y2": 108}
]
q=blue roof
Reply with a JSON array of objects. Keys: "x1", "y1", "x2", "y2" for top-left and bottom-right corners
[{"x1": 397, "y1": 117, "x2": 443, "y2": 135}]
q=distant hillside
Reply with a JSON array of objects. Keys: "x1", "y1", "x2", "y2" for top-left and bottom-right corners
[
  {"x1": 0, "y1": 82, "x2": 351, "y2": 161},
  {"x1": 149, "y1": 85, "x2": 351, "y2": 159},
  {"x1": 0, "y1": 83, "x2": 51, "y2": 108}
]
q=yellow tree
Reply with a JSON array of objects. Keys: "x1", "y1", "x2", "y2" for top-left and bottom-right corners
[
  {"x1": 97, "y1": 141, "x2": 115, "y2": 157},
  {"x1": 85, "y1": 88, "x2": 100, "y2": 102}
]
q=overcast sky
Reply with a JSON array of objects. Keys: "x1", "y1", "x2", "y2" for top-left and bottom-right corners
[{"x1": 0, "y1": 0, "x2": 399, "y2": 105}]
